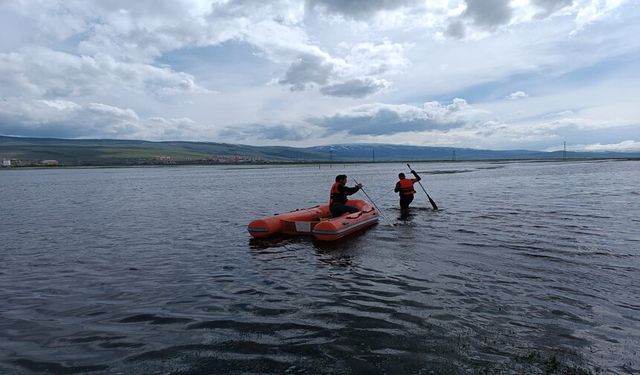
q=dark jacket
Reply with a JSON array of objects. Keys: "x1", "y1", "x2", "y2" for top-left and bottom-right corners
[{"x1": 330, "y1": 182, "x2": 360, "y2": 206}]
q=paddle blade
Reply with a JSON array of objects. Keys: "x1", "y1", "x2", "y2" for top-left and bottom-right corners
[{"x1": 427, "y1": 194, "x2": 438, "y2": 210}]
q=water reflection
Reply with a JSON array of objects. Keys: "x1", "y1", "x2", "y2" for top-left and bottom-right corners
[
  {"x1": 248, "y1": 225, "x2": 384, "y2": 269},
  {"x1": 314, "y1": 250, "x2": 355, "y2": 268},
  {"x1": 248, "y1": 236, "x2": 293, "y2": 251}
]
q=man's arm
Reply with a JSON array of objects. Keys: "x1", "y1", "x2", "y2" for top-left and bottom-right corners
[
  {"x1": 394, "y1": 181, "x2": 400, "y2": 192},
  {"x1": 342, "y1": 185, "x2": 361, "y2": 195},
  {"x1": 411, "y1": 170, "x2": 421, "y2": 182}
]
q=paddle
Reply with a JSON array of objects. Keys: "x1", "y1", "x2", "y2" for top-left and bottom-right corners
[
  {"x1": 407, "y1": 163, "x2": 439, "y2": 210},
  {"x1": 353, "y1": 178, "x2": 394, "y2": 226}
]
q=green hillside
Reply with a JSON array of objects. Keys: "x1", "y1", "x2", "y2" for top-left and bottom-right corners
[
  {"x1": 0, "y1": 136, "x2": 328, "y2": 165},
  {"x1": 2, "y1": 135, "x2": 638, "y2": 166}
]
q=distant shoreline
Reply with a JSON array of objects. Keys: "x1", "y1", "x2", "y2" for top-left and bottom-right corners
[
  {"x1": 3, "y1": 135, "x2": 640, "y2": 167},
  {"x1": 2, "y1": 157, "x2": 638, "y2": 170}
]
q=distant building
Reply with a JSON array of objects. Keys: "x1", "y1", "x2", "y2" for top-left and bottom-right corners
[
  {"x1": 206, "y1": 154, "x2": 255, "y2": 163},
  {"x1": 152, "y1": 155, "x2": 174, "y2": 165},
  {"x1": 41, "y1": 160, "x2": 59, "y2": 166},
  {"x1": 1, "y1": 159, "x2": 11, "y2": 167}
]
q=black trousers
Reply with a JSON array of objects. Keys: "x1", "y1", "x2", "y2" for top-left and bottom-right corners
[
  {"x1": 399, "y1": 195, "x2": 414, "y2": 209},
  {"x1": 330, "y1": 204, "x2": 359, "y2": 218}
]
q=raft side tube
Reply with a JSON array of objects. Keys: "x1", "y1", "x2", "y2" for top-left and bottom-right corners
[
  {"x1": 312, "y1": 214, "x2": 378, "y2": 241},
  {"x1": 248, "y1": 200, "x2": 377, "y2": 240},
  {"x1": 248, "y1": 207, "x2": 325, "y2": 238},
  {"x1": 312, "y1": 200, "x2": 378, "y2": 241},
  {"x1": 247, "y1": 218, "x2": 283, "y2": 238}
]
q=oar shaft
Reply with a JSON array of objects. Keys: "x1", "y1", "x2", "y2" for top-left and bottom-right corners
[
  {"x1": 407, "y1": 163, "x2": 439, "y2": 210},
  {"x1": 416, "y1": 180, "x2": 429, "y2": 195},
  {"x1": 353, "y1": 179, "x2": 393, "y2": 225}
]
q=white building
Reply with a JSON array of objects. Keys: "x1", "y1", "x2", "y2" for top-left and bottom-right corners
[{"x1": 1, "y1": 159, "x2": 11, "y2": 167}]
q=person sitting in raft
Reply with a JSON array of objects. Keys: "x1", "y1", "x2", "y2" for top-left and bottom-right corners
[
  {"x1": 394, "y1": 170, "x2": 421, "y2": 212},
  {"x1": 329, "y1": 174, "x2": 362, "y2": 218}
]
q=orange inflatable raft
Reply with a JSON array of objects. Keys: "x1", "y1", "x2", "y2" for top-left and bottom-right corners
[{"x1": 247, "y1": 199, "x2": 378, "y2": 241}]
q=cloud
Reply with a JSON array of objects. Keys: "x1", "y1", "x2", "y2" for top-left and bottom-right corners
[
  {"x1": 306, "y1": 0, "x2": 421, "y2": 19},
  {"x1": 0, "y1": 47, "x2": 210, "y2": 99},
  {"x1": 443, "y1": 0, "x2": 605, "y2": 39},
  {"x1": 531, "y1": 0, "x2": 574, "y2": 18},
  {"x1": 319, "y1": 77, "x2": 390, "y2": 98},
  {"x1": 506, "y1": 91, "x2": 529, "y2": 100},
  {"x1": 0, "y1": 99, "x2": 141, "y2": 138},
  {"x1": 146, "y1": 117, "x2": 206, "y2": 140},
  {"x1": 542, "y1": 110, "x2": 576, "y2": 118},
  {"x1": 463, "y1": 0, "x2": 513, "y2": 28},
  {"x1": 0, "y1": 0, "x2": 311, "y2": 64},
  {"x1": 343, "y1": 40, "x2": 409, "y2": 76},
  {"x1": 0, "y1": 98, "x2": 207, "y2": 140},
  {"x1": 0, "y1": 1, "x2": 91, "y2": 50},
  {"x1": 573, "y1": 0, "x2": 628, "y2": 31},
  {"x1": 565, "y1": 140, "x2": 640, "y2": 152},
  {"x1": 278, "y1": 40, "x2": 408, "y2": 97},
  {"x1": 218, "y1": 123, "x2": 320, "y2": 141},
  {"x1": 74, "y1": 1, "x2": 307, "y2": 62},
  {"x1": 310, "y1": 98, "x2": 480, "y2": 135},
  {"x1": 278, "y1": 53, "x2": 335, "y2": 90},
  {"x1": 446, "y1": 20, "x2": 467, "y2": 39}
]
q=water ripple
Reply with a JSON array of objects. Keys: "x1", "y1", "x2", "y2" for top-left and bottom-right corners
[{"x1": 1, "y1": 160, "x2": 639, "y2": 374}]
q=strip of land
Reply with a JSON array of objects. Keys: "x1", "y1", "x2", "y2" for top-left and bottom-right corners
[{"x1": 1, "y1": 135, "x2": 638, "y2": 167}]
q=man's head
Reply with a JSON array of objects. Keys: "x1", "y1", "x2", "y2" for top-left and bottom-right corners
[
  {"x1": 398, "y1": 173, "x2": 406, "y2": 179},
  {"x1": 335, "y1": 174, "x2": 347, "y2": 185}
]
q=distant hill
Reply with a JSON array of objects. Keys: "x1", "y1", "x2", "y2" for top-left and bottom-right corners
[
  {"x1": 308, "y1": 144, "x2": 640, "y2": 161},
  {"x1": 0, "y1": 136, "x2": 327, "y2": 166},
  {"x1": 1, "y1": 135, "x2": 638, "y2": 166}
]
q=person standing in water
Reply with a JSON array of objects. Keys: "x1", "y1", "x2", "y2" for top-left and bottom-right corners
[
  {"x1": 394, "y1": 170, "x2": 421, "y2": 213},
  {"x1": 329, "y1": 174, "x2": 362, "y2": 217}
]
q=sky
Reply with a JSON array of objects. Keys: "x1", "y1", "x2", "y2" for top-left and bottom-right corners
[{"x1": 0, "y1": 0, "x2": 639, "y2": 151}]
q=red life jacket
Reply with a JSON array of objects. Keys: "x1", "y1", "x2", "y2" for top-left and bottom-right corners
[
  {"x1": 329, "y1": 182, "x2": 347, "y2": 206},
  {"x1": 397, "y1": 178, "x2": 415, "y2": 196}
]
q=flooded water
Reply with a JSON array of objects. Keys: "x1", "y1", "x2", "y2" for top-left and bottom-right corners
[{"x1": 1, "y1": 160, "x2": 639, "y2": 374}]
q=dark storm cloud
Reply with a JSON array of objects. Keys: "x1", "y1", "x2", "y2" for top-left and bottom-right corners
[
  {"x1": 310, "y1": 101, "x2": 470, "y2": 136},
  {"x1": 278, "y1": 53, "x2": 335, "y2": 91},
  {"x1": 314, "y1": 110, "x2": 447, "y2": 135},
  {"x1": 0, "y1": 100, "x2": 142, "y2": 139},
  {"x1": 446, "y1": 19, "x2": 466, "y2": 39},
  {"x1": 446, "y1": 0, "x2": 574, "y2": 37},
  {"x1": 463, "y1": 0, "x2": 513, "y2": 28}
]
